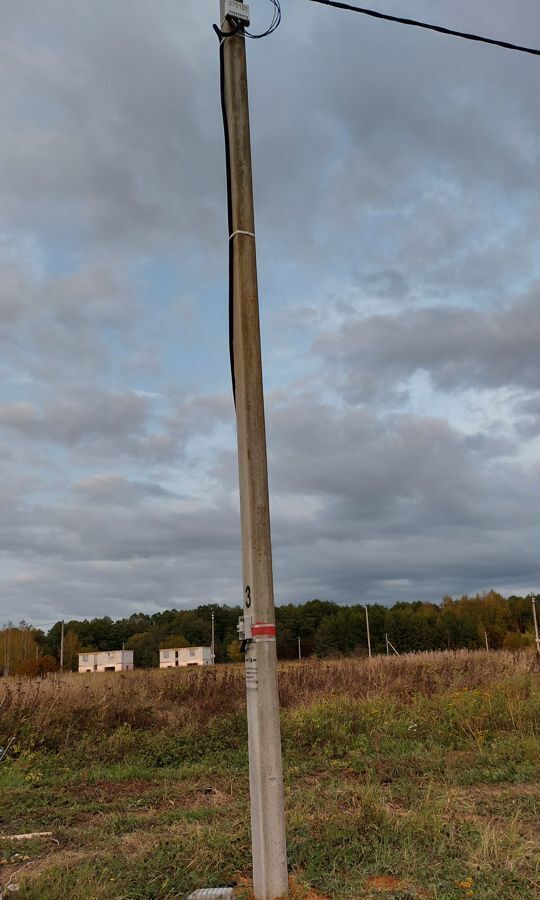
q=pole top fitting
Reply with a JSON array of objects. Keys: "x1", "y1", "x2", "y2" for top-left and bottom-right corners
[{"x1": 221, "y1": 0, "x2": 250, "y2": 28}]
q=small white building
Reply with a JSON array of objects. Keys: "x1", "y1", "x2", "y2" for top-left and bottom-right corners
[
  {"x1": 78, "y1": 650, "x2": 134, "y2": 673},
  {"x1": 160, "y1": 646, "x2": 213, "y2": 668}
]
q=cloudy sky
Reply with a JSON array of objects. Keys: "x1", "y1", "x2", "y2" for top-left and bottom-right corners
[{"x1": 0, "y1": 0, "x2": 538, "y2": 626}]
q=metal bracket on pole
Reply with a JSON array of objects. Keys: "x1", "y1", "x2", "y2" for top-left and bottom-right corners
[{"x1": 237, "y1": 615, "x2": 253, "y2": 653}]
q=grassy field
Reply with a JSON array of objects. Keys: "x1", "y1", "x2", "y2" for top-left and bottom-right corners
[{"x1": 0, "y1": 651, "x2": 539, "y2": 899}]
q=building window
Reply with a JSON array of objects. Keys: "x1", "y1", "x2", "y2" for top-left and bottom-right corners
[
  {"x1": 162, "y1": 651, "x2": 169, "y2": 659},
  {"x1": 189, "y1": 648, "x2": 195, "y2": 656},
  {"x1": 82, "y1": 654, "x2": 88, "y2": 662}
]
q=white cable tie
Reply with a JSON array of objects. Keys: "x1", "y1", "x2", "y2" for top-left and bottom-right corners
[{"x1": 229, "y1": 230, "x2": 255, "y2": 240}]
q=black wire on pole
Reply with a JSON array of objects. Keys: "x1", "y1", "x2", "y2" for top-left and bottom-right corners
[
  {"x1": 308, "y1": 0, "x2": 540, "y2": 56},
  {"x1": 214, "y1": 29, "x2": 237, "y2": 405},
  {"x1": 246, "y1": 0, "x2": 281, "y2": 39},
  {"x1": 213, "y1": 2, "x2": 282, "y2": 406}
]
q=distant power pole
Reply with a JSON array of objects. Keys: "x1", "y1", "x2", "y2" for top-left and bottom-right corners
[
  {"x1": 532, "y1": 598, "x2": 540, "y2": 657},
  {"x1": 211, "y1": 611, "x2": 215, "y2": 664},
  {"x1": 484, "y1": 629, "x2": 489, "y2": 652},
  {"x1": 2, "y1": 628, "x2": 8, "y2": 677},
  {"x1": 60, "y1": 620, "x2": 65, "y2": 671},
  {"x1": 365, "y1": 606, "x2": 372, "y2": 659},
  {"x1": 217, "y1": 3, "x2": 288, "y2": 898},
  {"x1": 298, "y1": 637, "x2": 302, "y2": 661},
  {"x1": 385, "y1": 632, "x2": 389, "y2": 656}
]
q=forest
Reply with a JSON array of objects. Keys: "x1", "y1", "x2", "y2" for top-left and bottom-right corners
[{"x1": 1, "y1": 590, "x2": 538, "y2": 675}]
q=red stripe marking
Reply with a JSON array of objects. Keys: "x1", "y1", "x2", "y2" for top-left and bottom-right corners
[{"x1": 252, "y1": 623, "x2": 276, "y2": 637}]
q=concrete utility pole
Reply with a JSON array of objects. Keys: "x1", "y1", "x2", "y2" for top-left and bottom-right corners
[
  {"x1": 532, "y1": 597, "x2": 540, "y2": 656},
  {"x1": 385, "y1": 632, "x2": 389, "y2": 656},
  {"x1": 60, "y1": 620, "x2": 64, "y2": 671},
  {"x1": 218, "y1": 3, "x2": 288, "y2": 897},
  {"x1": 484, "y1": 629, "x2": 489, "y2": 652},
  {"x1": 298, "y1": 637, "x2": 302, "y2": 661},
  {"x1": 365, "y1": 605, "x2": 372, "y2": 659},
  {"x1": 2, "y1": 628, "x2": 8, "y2": 677}
]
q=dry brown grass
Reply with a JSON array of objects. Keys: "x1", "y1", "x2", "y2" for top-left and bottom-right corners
[
  {"x1": 1, "y1": 649, "x2": 539, "y2": 898},
  {"x1": 1, "y1": 649, "x2": 537, "y2": 744}
]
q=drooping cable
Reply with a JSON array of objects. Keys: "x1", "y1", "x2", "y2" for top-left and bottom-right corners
[
  {"x1": 215, "y1": 27, "x2": 237, "y2": 405},
  {"x1": 213, "y1": 3, "x2": 280, "y2": 405},
  {"x1": 308, "y1": 0, "x2": 540, "y2": 56},
  {"x1": 246, "y1": 0, "x2": 281, "y2": 39}
]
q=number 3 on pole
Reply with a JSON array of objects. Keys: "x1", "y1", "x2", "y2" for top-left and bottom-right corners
[{"x1": 245, "y1": 585, "x2": 252, "y2": 608}]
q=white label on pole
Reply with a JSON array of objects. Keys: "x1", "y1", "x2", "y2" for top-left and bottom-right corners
[
  {"x1": 222, "y1": 0, "x2": 250, "y2": 24},
  {"x1": 245, "y1": 651, "x2": 258, "y2": 689}
]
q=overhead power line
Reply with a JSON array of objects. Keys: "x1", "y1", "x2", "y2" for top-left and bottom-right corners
[{"x1": 309, "y1": 0, "x2": 540, "y2": 56}]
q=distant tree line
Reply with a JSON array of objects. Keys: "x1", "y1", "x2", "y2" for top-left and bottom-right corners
[{"x1": 1, "y1": 590, "x2": 538, "y2": 675}]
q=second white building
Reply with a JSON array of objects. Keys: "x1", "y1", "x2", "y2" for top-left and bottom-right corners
[{"x1": 160, "y1": 646, "x2": 213, "y2": 668}]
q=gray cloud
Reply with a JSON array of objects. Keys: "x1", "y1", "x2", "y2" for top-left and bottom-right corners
[
  {"x1": 72, "y1": 475, "x2": 180, "y2": 504},
  {"x1": 3, "y1": 389, "x2": 536, "y2": 618},
  {"x1": 0, "y1": 257, "x2": 141, "y2": 391},
  {"x1": 0, "y1": 1, "x2": 225, "y2": 258},
  {"x1": 514, "y1": 393, "x2": 540, "y2": 439},
  {"x1": 251, "y1": 1, "x2": 539, "y2": 285},
  {"x1": 0, "y1": 390, "x2": 148, "y2": 444},
  {"x1": 315, "y1": 287, "x2": 540, "y2": 401},
  {"x1": 0, "y1": 1, "x2": 538, "y2": 622},
  {"x1": 0, "y1": 387, "x2": 234, "y2": 475},
  {"x1": 264, "y1": 397, "x2": 537, "y2": 604},
  {"x1": 267, "y1": 399, "x2": 527, "y2": 526}
]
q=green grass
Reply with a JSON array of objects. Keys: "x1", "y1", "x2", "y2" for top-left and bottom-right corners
[{"x1": 0, "y1": 670, "x2": 539, "y2": 898}]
